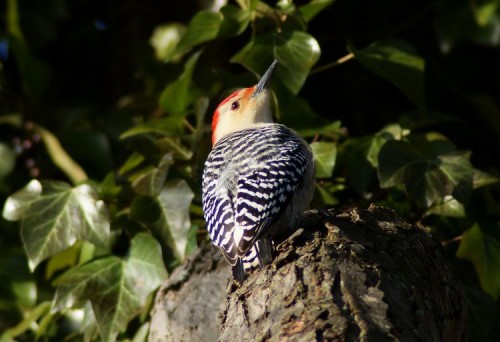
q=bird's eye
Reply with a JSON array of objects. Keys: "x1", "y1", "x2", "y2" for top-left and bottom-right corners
[{"x1": 231, "y1": 101, "x2": 240, "y2": 111}]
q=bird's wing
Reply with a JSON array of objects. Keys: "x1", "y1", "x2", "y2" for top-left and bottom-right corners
[{"x1": 233, "y1": 154, "x2": 308, "y2": 256}]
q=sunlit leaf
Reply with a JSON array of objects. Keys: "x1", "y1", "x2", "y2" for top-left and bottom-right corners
[
  {"x1": 471, "y1": 0, "x2": 500, "y2": 26},
  {"x1": 53, "y1": 233, "x2": 167, "y2": 342},
  {"x1": 118, "y1": 152, "x2": 145, "y2": 175},
  {"x1": 366, "y1": 124, "x2": 406, "y2": 167},
  {"x1": 349, "y1": 39, "x2": 426, "y2": 111},
  {"x1": 425, "y1": 196, "x2": 465, "y2": 218},
  {"x1": 100, "y1": 173, "x2": 122, "y2": 200},
  {"x1": 132, "y1": 154, "x2": 174, "y2": 196},
  {"x1": 378, "y1": 134, "x2": 473, "y2": 208},
  {"x1": 3, "y1": 180, "x2": 110, "y2": 270},
  {"x1": 297, "y1": 120, "x2": 342, "y2": 138},
  {"x1": 299, "y1": 0, "x2": 335, "y2": 22},
  {"x1": 473, "y1": 168, "x2": 500, "y2": 189},
  {"x1": 231, "y1": 31, "x2": 320, "y2": 94},
  {"x1": 160, "y1": 50, "x2": 202, "y2": 116},
  {"x1": 314, "y1": 183, "x2": 339, "y2": 206},
  {"x1": 175, "y1": 11, "x2": 222, "y2": 53},
  {"x1": 34, "y1": 125, "x2": 88, "y2": 184},
  {"x1": 130, "y1": 179, "x2": 194, "y2": 261},
  {"x1": 157, "y1": 137, "x2": 193, "y2": 160},
  {"x1": 0, "y1": 301, "x2": 51, "y2": 341},
  {"x1": 45, "y1": 242, "x2": 82, "y2": 279},
  {"x1": 155, "y1": 179, "x2": 194, "y2": 261},
  {"x1": 2, "y1": 179, "x2": 42, "y2": 221},
  {"x1": 341, "y1": 125, "x2": 402, "y2": 194},
  {"x1": 150, "y1": 23, "x2": 186, "y2": 62},
  {"x1": 457, "y1": 223, "x2": 500, "y2": 299},
  {"x1": 311, "y1": 142, "x2": 337, "y2": 178},
  {"x1": 120, "y1": 117, "x2": 184, "y2": 140},
  {"x1": 219, "y1": 5, "x2": 250, "y2": 37}
]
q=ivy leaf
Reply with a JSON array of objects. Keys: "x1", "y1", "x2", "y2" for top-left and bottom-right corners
[
  {"x1": 174, "y1": 11, "x2": 222, "y2": 54},
  {"x1": 130, "y1": 179, "x2": 194, "y2": 261},
  {"x1": 299, "y1": 0, "x2": 335, "y2": 22},
  {"x1": 0, "y1": 143, "x2": 15, "y2": 180},
  {"x1": 231, "y1": 31, "x2": 320, "y2": 94},
  {"x1": 219, "y1": 5, "x2": 250, "y2": 37},
  {"x1": 311, "y1": 142, "x2": 337, "y2": 178},
  {"x1": 34, "y1": 125, "x2": 88, "y2": 184},
  {"x1": 342, "y1": 125, "x2": 402, "y2": 193},
  {"x1": 457, "y1": 223, "x2": 500, "y2": 299},
  {"x1": 2, "y1": 180, "x2": 110, "y2": 270},
  {"x1": 132, "y1": 154, "x2": 174, "y2": 197},
  {"x1": 425, "y1": 196, "x2": 465, "y2": 218},
  {"x1": 159, "y1": 50, "x2": 202, "y2": 116},
  {"x1": 53, "y1": 233, "x2": 167, "y2": 342},
  {"x1": 350, "y1": 39, "x2": 426, "y2": 111},
  {"x1": 378, "y1": 134, "x2": 473, "y2": 208},
  {"x1": 120, "y1": 117, "x2": 184, "y2": 140},
  {"x1": 273, "y1": 85, "x2": 327, "y2": 132},
  {"x1": 473, "y1": 169, "x2": 500, "y2": 189}
]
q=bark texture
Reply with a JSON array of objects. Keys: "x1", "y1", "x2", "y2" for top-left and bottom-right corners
[{"x1": 149, "y1": 205, "x2": 468, "y2": 342}]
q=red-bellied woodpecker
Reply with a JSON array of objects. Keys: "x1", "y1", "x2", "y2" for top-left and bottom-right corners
[{"x1": 202, "y1": 59, "x2": 315, "y2": 282}]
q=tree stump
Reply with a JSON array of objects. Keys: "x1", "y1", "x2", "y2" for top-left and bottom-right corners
[{"x1": 149, "y1": 205, "x2": 468, "y2": 341}]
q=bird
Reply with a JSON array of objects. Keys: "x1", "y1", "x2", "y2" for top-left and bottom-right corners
[{"x1": 202, "y1": 59, "x2": 315, "y2": 282}]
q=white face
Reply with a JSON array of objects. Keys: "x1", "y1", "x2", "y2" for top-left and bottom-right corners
[{"x1": 212, "y1": 86, "x2": 274, "y2": 144}]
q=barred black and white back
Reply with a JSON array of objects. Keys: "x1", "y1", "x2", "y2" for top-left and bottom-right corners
[{"x1": 202, "y1": 123, "x2": 315, "y2": 280}]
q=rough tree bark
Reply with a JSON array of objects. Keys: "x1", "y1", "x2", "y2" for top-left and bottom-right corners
[{"x1": 149, "y1": 205, "x2": 468, "y2": 341}]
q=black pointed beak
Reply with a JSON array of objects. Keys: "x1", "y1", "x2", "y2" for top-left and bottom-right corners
[{"x1": 251, "y1": 59, "x2": 278, "y2": 98}]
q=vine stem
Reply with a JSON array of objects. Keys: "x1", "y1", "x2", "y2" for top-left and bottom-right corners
[
  {"x1": 309, "y1": 53, "x2": 355, "y2": 76},
  {"x1": 442, "y1": 235, "x2": 462, "y2": 246}
]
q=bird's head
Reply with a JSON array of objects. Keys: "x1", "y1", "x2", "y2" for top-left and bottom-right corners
[{"x1": 211, "y1": 59, "x2": 278, "y2": 145}]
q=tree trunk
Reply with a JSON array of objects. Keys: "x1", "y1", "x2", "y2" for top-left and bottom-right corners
[{"x1": 149, "y1": 205, "x2": 468, "y2": 341}]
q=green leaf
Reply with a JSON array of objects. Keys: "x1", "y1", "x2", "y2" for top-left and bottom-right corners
[
  {"x1": 150, "y1": 23, "x2": 186, "y2": 62},
  {"x1": 314, "y1": 182, "x2": 339, "y2": 206},
  {"x1": 118, "y1": 152, "x2": 145, "y2": 175},
  {"x1": 132, "y1": 154, "x2": 174, "y2": 196},
  {"x1": 349, "y1": 39, "x2": 426, "y2": 111},
  {"x1": 342, "y1": 137, "x2": 377, "y2": 194},
  {"x1": 471, "y1": 0, "x2": 500, "y2": 26},
  {"x1": 53, "y1": 233, "x2": 167, "y2": 342},
  {"x1": 457, "y1": 223, "x2": 500, "y2": 299},
  {"x1": 231, "y1": 31, "x2": 320, "y2": 94},
  {"x1": 274, "y1": 85, "x2": 326, "y2": 131},
  {"x1": 462, "y1": 286, "x2": 500, "y2": 342},
  {"x1": 175, "y1": 11, "x2": 223, "y2": 54},
  {"x1": 130, "y1": 179, "x2": 194, "y2": 261},
  {"x1": 378, "y1": 134, "x2": 473, "y2": 208},
  {"x1": 0, "y1": 143, "x2": 15, "y2": 180},
  {"x1": 2, "y1": 179, "x2": 42, "y2": 221},
  {"x1": 3, "y1": 180, "x2": 110, "y2": 270},
  {"x1": 299, "y1": 0, "x2": 335, "y2": 22},
  {"x1": 341, "y1": 125, "x2": 402, "y2": 193},
  {"x1": 311, "y1": 142, "x2": 337, "y2": 178},
  {"x1": 120, "y1": 117, "x2": 184, "y2": 139},
  {"x1": 0, "y1": 255, "x2": 36, "y2": 308},
  {"x1": 425, "y1": 196, "x2": 465, "y2": 218},
  {"x1": 297, "y1": 120, "x2": 342, "y2": 138},
  {"x1": 473, "y1": 169, "x2": 500, "y2": 189},
  {"x1": 366, "y1": 124, "x2": 405, "y2": 168},
  {"x1": 35, "y1": 125, "x2": 88, "y2": 184},
  {"x1": 219, "y1": 5, "x2": 250, "y2": 37},
  {"x1": 159, "y1": 50, "x2": 202, "y2": 116}
]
